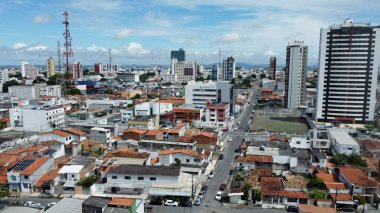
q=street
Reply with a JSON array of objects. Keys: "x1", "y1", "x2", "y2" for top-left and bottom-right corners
[{"x1": 148, "y1": 84, "x2": 278, "y2": 213}]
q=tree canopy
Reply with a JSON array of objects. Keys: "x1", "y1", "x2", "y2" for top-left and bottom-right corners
[
  {"x1": 2, "y1": 80, "x2": 19, "y2": 93},
  {"x1": 68, "y1": 88, "x2": 81, "y2": 95}
]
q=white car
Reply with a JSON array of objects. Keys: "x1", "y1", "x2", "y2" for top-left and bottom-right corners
[
  {"x1": 228, "y1": 137, "x2": 232, "y2": 142},
  {"x1": 215, "y1": 191, "x2": 223, "y2": 201},
  {"x1": 208, "y1": 171, "x2": 215, "y2": 179},
  {"x1": 24, "y1": 201, "x2": 41, "y2": 209},
  {"x1": 47, "y1": 202, "x2": 57, "y2": 208},
  {"x1": 164, "y1": 200, "x2": 178, "y2": 207}
]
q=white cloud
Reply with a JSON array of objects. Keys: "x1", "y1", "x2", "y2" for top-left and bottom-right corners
[
  {"x1": 26, "y1": 45, "x2": 47, "y2": 51},
  {"x1": 86, "y1": 45, "x2": 107, "y2": 52},
  {"x1": 126, "y1": 42, "x2": 150, "y2": 55},
  {"x1": 144, "y1": 11, "x2": 172, "y2": 27},
  {"x1": 69, "y1": 0, "x2": 129, "y2": 12},
  {"x1": 264, "y1": 50, "x2": 276, "y2": 56},
  {"x1": 221, "y1": 33, "x2": 240, "y2": 42},
  {"x1": 12, "y1": 43, "x2": 28, "y2": 50},
  {"x1": 115, "y1": 28, "x2": 133, "y2": 39},
  {"x1": 33, "y1": 14, "x2": 50, "y2": 24}
]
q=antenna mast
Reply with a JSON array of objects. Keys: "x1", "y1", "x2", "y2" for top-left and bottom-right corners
[
  {"x1": 62, "y1": 10, "x2": 73, "y2": 94},
  {"x1": 108, "y1": 48, "x2": 112, "y2": 77},
  {"x1": 57, "y1": 41, "x2": 61, "y2": 73}
]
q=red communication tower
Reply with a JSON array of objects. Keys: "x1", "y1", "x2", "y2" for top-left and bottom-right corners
[{"x1": 62, "y1": 10, "x2": 74, "y2": 94}]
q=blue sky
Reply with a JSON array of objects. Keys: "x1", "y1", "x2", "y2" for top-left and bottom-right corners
[{"x1": 0, "y1": 0, "x2": 379, "y2": 66}]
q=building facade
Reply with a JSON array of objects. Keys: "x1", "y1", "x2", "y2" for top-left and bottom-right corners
[
  {"x1": 170, "y1": 48, "x2": 185, "y2": 62},
  {"x1": 211, "y1": 65, "x2": 219, "y2": 81},
  {"x1": 21, "y1": 61, "x2": 38, "y2": 79},
  {"x1": 116, "y1": 72, "x2": 140, "y2": 82},
  {"x1": 185, "y1": 80, "x2": 232, "y2": 108},
  {"x1": 284, "y1": 41, "x2": 308, "y2": 109},
  {"x1": 46, "y1": 57, "x2": 55, "y2": 78},
  {"x1": 316, "y1": 19, "x2": 380, "y2": 122},
  {"x1": 269, "y1": 57, "x2": 277, "y2": 80},
  {"x1": 72, "y1": 62, "x2": 83, "y2": 79},
  {"x1": 222, "y1": 56, "x2": 235, "y2": 81},
  {"x1": 94, "y1": 63, "x2": 103, "y2": 74},
  {"x1": 173, "y1": 60, "x2": 196, "y2": 83}
]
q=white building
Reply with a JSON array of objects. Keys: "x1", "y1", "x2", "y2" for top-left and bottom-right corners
[
  {"x1": 284, "y1": 41, "x2": 308, "y2": 109},
  {"x1": 9, "y1": 84, "x2": 61, "y2": 99},
  {"x1": 158, "y1": 150, "x2": 206, "y2": 166},
  {"x1": 162, "y1": 73, "x2": 177, "y2": 82},
  {"x1": 289, "y1": 136, "x2": 311, "y2": 149},
  {"x1": 185, "y1": 80, "x2": 231, "y2": 107},
  {"x1": 0, "y1": 69, "x2": 9, "y2": 93},
  {"x1": 329, "y1": 130, "x2": 360, "y2": 155},
  {"x1": 316, "y1": 19, "x2": 380, "y2": 122},
  {"x1": 172, "y1": 59, "x2": 196, "y2": 83},
  {"x1": 134, "y1": 102, "x2": 151, "y2": 116},
  {"x1": 120, "y1": 109, "x2": 134, "y2": 122},
  {"x1": 9, "y1": 105, "x2": 65, "y2": 132},
  {"x1": 116, "y1": 72, "x2": 140, "y2": 83},
  {"x1": 21, "y1": 61, "x2": 38, "y2": 79},
  {"x1": 39, "y1": 130, "x2": 74, "y2": 145}
]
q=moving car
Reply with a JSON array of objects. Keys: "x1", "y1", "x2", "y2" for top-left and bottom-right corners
[
  {"x1": 24, "y1": 201, "x2": 42, "y2": 209},
  {"x1": 286, "y1": 206, "x2": 298, "y2": 212},
  {"x1": 164, "y1": 200, "x2": 178, "y2": 207},
  {"x1": 215, "y1": 191, "x2": 223, "y2": 201},
  {"x1": 219, "y1": 154, "x2": 224, "y2": 160},
  {"x1": 208, "y1": 170, "x2": 215, "y2": 179},
  {"x1": 179, "y1": 200, "x2": 192, "y2": 207},
  {"x1": 46, "y1": 202, "x2": 57, "y2": 208},
  {"x1": 228, "y1": 137, "x2": 233, "y2": 142}
]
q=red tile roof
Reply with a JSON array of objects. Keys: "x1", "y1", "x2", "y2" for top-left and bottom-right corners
[
  {"x1": 51, "y1": 130, "x2": 71, "y2": 137},
  {"x1": 19, "y1": 157, "x2": 49, "y2": 175},
  {"x1": 298, "y1": 204, "x2": 337, "y2": 213},
  {"x1": 361, "y1": 139, "x2": 380, "y2": 150},
  {"x1": 260, "y1": 177, "x2": 285, "y2": 196},
  {"x1": 328, "y1": 193, "x2": 353, "y2": 201},
  {"x1": 65, "y1": 128, "x2": 86, "y2": 136},
  {"x1": 34, "y1": 167, "x2": 60, "y2": 187},
  {"x1": 123, "y1": 129, "x2": 147, "y2": 134},
  {"x1": 237, "y1": 155, "x2": 273, "y2": 163},
  {"x1": 285, "y1": 190, "x2": 308, "y2": 199},
  {"x1": 159, "y1": 149, "x2": 205, "y2": 158},
  {"x1": 337, "y1": 166, "x2": 378, "y2": 188},
  {"x1": 324, "y1": 182, "x2": 347, "y2": 190},
  {"x1": 196, "y1": 131, "x2": 218, "y2": 139},
  {"x1": 108, "y1": 198, "x2": 134, "y2": 207},
  {"x1": 105, "y1": 148, "x2": 149, "y2": 159},
  {"x1": 145, "y1": 130, "x2": 162, "y2": 136}
]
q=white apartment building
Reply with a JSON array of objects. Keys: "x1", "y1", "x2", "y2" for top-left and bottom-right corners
[
  {"x1": 185, "y1": 80, "x2": 232, "y2": 108},
  {"x1": 9, "y1": 105, "x2": 65, "y2": 132},
  {"x1": 116, "y1": 72, "x2": 140, "y2": 82},
  {"x1": 9, "y1": 84, "x2": 61, "y2": 99},
  {"x1": 162, "y1": 73, "x2": 177, "y2": 82},
  {"x1": 284, "y1": 41, "x2": 308, "y2": 109},
  {"x1": 172, "y1": 59, "x2": 196, "y2": 83},
  {"x1": 0, "y1": 69, "x2": 9, "y2": 93},
  {"x1": 316, "y1": 19, "x2": 380, "y2": 122},
  {"x1": 20, "y1": 61, "x2": 38, "y2": 79}
]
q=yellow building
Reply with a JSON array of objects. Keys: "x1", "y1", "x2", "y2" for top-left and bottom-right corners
[{"x1": 46, "y1": 57, "x2": 55, "y2": 78}]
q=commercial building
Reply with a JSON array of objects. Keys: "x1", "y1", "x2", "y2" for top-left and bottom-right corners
[
  {"x1": 284, "y1": 41, "x2": 308, "y2": 109},
  {"x1": 329, "y1": 130, "x2": 360, "y2": 155},
  {"x1": 9, "y1": 84, "x2": 61, "y2": 99},
  {"x1": 9, "y1": 105, "x2": 65, "y2": 132},
  {"x1": 46, "y1": 57, "x2": 55, "y2": 78},
  {"x1": 222, "y1": 56, "x2": 235, "y2": 81},
  {"x1": 172, "y1": 59, "x2": 196, "y2": 83},
  {"x1": 171, "y1": 48, "x2": 185, "y2": 62},
  {"x1": 211, "y1": 65, "x2": 219, "y2": 81},
  {"x1": 269, "y1": 56, "x2": 277, "y2": 80},
  {"x1": 185, "y1": 80, "x2": 232, "y2": 108},
  {"x1": 72, "y1": 62, "x2": 83, "y2": 79},
  {"x1": 316, "y1": 19, "x2": 380, "y2": 122},
  {"x1": 116, "y1": 72, "x2": 140, "y2": 82}
]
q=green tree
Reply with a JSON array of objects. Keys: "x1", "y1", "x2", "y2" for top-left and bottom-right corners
[
  {"x1": 0, "y1": 184, "x2": 10, "y2": 198},
  {"x1": 196, "y1": 76, "x2": 205, "y2": 81},
  {"x1": 206, "y1": 75, "x2": 211, "y2": 80},
  {"x1": 162, "y1": 82, "x2": 172, "y2": 86},
  {"x1": 307, "y1": 177, "x2": 324, "y2": 189},
  {"x1": 100, "y1": 78, "x2": 107, "y2": 82},
  {"x1": 33, "y1": 76, "x2": 46, "y2": 84},
  {"x1": 235, "y1": 173, "x2": 244, "y2": 181},
  {"x1": 260, "y1": 74, "x2": 266, "y2": 79},
  {"x1": 255, "y1": 189, "x2": 263, "y2": 201},
  {"x1": 175, "y1": 158, "x2": 181, "y2": 166},
  {"x1": 230, "y1": 78, "x2": 236, "y2": 85},
  {"x1": 242, "y1": 78, "x2": 251, "y2": 88},
  {"x1": 127, "y1": 103, "x2": 134, "y2": 108},
  {"x1": 329, "y1": 154, "x2": 367, "y2": 167},
  {"x1": 104, "y1": 89, "x2": 114, "y2": 94},
  {"x1": 83, "y1": 68, "x2": 90, "y2": 76},
  {"x1": 46, "y1": 74, "x2": 63, "y2": 85},
  {"x1": 251, "y1": 74, "x2": 256, "y2": 79},
  {"x1": 68, "y1": 88, "x2": 81, "y2": 95},
  {"x1": 9, "y1": 72, "x2": 22, "y2": 80},
  {"x1": 131, "y1": 93, "x2": 141, "y2": 99},
  {"x1": 2, "y1": 80, "x2": 19, "y2": 92},
  {"x1": 181, "y1": 82, "x2": 187, "y2": 86},
  {"x1": 139, "y1": 72, "x2": 155, "y2": 83},
  {"x1": 242, "y1": 183, "x2": 252, "y2": 200},
  {"x1": 78, "y1": 175, "x2": 99, "y2": 188}
]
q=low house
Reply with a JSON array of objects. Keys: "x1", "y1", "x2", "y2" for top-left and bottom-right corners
[
  {"x1": 260, "y1": 177, "x2": 285, "y2": 204},
  {"x1": 311, "y1": 149, "x2": 327, "y2": 168},
  {"x1": 360, "y1": 139, "x2": 380, "y2": 158},
  {"x1": 39, "y1": 130, "x2": 74, "y2": 145},
  {"x1": 298, "y1": 204, "x2": 337, "y2": 213},
  {"x1": 284, "y1": 190, "x2": 309, "y2": 206},
  {"x1": 192, "y1": 131, "x2": 218, "y2": 150},
  {"x1": 127, "y1": 115, "x2": 159, "y2": 130},
  {"x1": 7, "y1": 157, "x2": 54, "y2": 192},
  {"x1": 82, "y1": 196, "x2": 144, "y2": 213},
  {"x1": 236, "y1": 155, "x2": 273, "y2": 170},
  {"x1": 334, "y1": 166, "x2": 379, "y2": 203},
  {"x1": 159, "y1": 149, "x2": 206, "y2": 166},
  {"x1": 63, "y1": 128, "x2": 86, "y2": 141},
  {"x1": 144, "y1": 130, "x2": 163, "y2": 140},
  {"x1": 33, "y1": 167, "x2": 60, "y2": 194},
  {"x1": 89, "y1": 127, "x2": 112, "y2": 145},
  {"x1": 138, "y1": 139, "x2": 197, "y2": 153},
  {"x1": 123, "y1": 129, "x2": 147, "y2": 141},
  {"x1": 0, "y1": 154, "x2": 20, "y2": 185},
  {"x1": 329, "y1": 131, "x2": 360, "y2": 155}
]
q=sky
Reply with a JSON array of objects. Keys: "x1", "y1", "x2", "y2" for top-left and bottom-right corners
[{"x1": 0, "y1": 0, "x2": 379, "y2": 66}]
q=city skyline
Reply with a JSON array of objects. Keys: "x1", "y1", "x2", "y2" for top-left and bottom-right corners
[{"x1": 0, "y1": 0, "x2": 379, "y2": 65}]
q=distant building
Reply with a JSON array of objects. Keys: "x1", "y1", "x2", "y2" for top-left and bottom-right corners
[
  {"x1": 0, "y1": 69, "x2": 9, "y2": 92},
  {"x1": 316, "y1": 19, "x2": 380, "y2": 123},
  {"x1": 269, "y1": 56, "x2": 276, "y2": 80},
  {"x1": 72, "y1": 62, "x2": 83, "y2": 79},
  {"x1": 46, "y1": 57, "x2": 55, "y2": 78},
  {"x1": 171, "y1": 48, "x2": 185, "y2": 62},
  {"x1": 94, "y1": 63, "x2": 103, "y2": 74},
  {"x1": 211, "y1": 65, "x2": 219, "y2": 81},
  {"x1": 203, "y1": 102, "x2": 230, "y2": 128},
  {"x1": 9, "y1": 84, "x2": 61, "y2": 99},
  {"x1": 20, "y1": 61, "x2": 38, "y2": 79},
  {"x1": 284, "y1": 41, "x2": 308, "y2": 109},
  {"x1": 116, "y1": 72, "x2": 140, "y2": 82},
  {"x1": 172, "y1": 59, "x2": 196, "y2": 83},
  {"x1": 222, "y1": 56, "x2": 235, "y2": 81}
]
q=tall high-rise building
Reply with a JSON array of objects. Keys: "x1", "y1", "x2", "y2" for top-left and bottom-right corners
[
  {"x1": 222, "y1": 56, "x2": 235, "y2": 81},
  {"x1": 211, "y1": 65, "x2": 219, "y2": 81},
  {"x1": 284, "y1": 41, "x2": 308, "y2": 109},
  {"x1": 269, "y1": 57, "x2": 277, "y2": 80},
  {"x1": 172, "y1": 59, "x2": 196, "y2": 83},
  {"x1": 316, "y1": 19, "x2": 380, "y2": 123},
  {"x1": 171, "y1": 48, "x2": 185, "y2": 62},
  {"x1": 94, "y1": 63, "x2": 103, "y2": 74},
  {"x1": 20, "y1": 61, "x2": 38, "y2": 79},
  {"x1": 46, "y1": 57, "x2": 55, "y2": 78},
  {"x1": 72, "y1": 62, "x2": 83, "y2": 79}
]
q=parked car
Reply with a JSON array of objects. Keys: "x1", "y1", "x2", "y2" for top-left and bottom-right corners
[
  {"x1": 215, "y1": 191, "x2": 223, "y2": 201},
  {"x1": 208, "y1": 170, "x2": 215, "y2": 179},
  {"x1": 229, "y1": 169, "x2": 234, "y2": 175},
  {"x1": 219, "y1": 154, "x2": 224, "y2": 160},
  {"x1": 228, "y1": 137, "x2": 232, "y2": 142},
  {"x1": 337, "y1": 206, "x2": 355, "y2": 212},
  {"x1": 201, "y1": 185, "x2": 208, "y2": 193},
  {"x1": 164, "y1": 200, "x2": 178, "y2": 207},
  {"x1": 194, "y1": 198, "x2": 202, "y2": 206},
  {"x1": 179, "y1": 200, "x2": 192, "y2": 207},
  {"x1": 234, "y1": 148, "x2": 241, "y2": 153},
  {"x1": 197, "y1": 191, "x2": 205, "y2": 200},
  {"x1": 24, "y1": 201, "x2": 42, "y2": 209},
  {"x1": 219, "y1": 183, "x2": 227, "y2": 191},
  {"x1": 286, "y1": 206, "x2": 298, "y2": 212},
  {"x1": 149, "y1": 199, "x2": 163, "y2": 205},
  {"x1": 46, "y1": 202, "x2": 56, "y2": 208}
]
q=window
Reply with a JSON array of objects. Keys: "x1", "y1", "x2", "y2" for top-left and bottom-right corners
[
  {"x1": 138, "y1": 177, "x2": 144, "y2": 180},
  {"x1": 296, "y1": 141, "x2": 301, "y2": 144},
  {"x1": 186, "y1": 159, "x2": 190, "y2": 163},
  {"x1": 112, "y1": 176, "x2": 117, "y2": 179},
  {"x1": 150, "y1": 177, "x2": 156, "y2": 181},
  {"x1": 125, "y1": 176, "x2": 131, "y2": 180},
  {"x1": 71, "y1": 175, "x2": 75, "y2": 178},
  {"x1": 24, "y1": 175, "x2": 29, "y2": 180},
  {"x1": 23, "y1": 183, "x2": 29, "y2": 189}
]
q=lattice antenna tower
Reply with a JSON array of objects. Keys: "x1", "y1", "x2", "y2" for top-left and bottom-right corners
[
  {"x1": 62, "y1": 10, "x2": 74, "y2": 94},
  {"x1": 57, "y1": 41, "x2": 61, "y2": 73}
]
